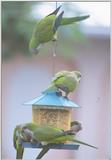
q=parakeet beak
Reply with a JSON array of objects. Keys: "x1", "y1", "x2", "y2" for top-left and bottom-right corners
[
  {"x1": 78, "y1": 78, "x2": 81, "y2": 83},
  {"x1": 30, "y1": 44, "x2": 42, "y2": 54},
  {"x1": 75, "y1": 71, "x2": 82, "y2": 82},
  {"x1": 30, "y1": 48, "x2": 39, "y2": 54}
]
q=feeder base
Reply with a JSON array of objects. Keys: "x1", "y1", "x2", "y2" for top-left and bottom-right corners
[
  {"x1": 21, "y1": 141, "x2": 79, "y2": 159},
  {"x1": 21, "y1": 141, "x2": 79, "y2": 150}
]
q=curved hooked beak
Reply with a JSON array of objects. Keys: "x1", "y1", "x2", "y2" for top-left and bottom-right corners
[
  {"x1": 30, "y1": 48, "x2": 39, "y2": 55},
  {"x1": 30, "y1": 44, "x2": 42, "y2": 55}
]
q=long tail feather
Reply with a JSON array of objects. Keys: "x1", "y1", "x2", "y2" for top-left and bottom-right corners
[
  {"x1": 73, "y1": 139, "x2": 98, "y2": 149},
  {"x1": 61, "y1": 15, "x2": 90, "y2": 25},
  {"x1": 16, "y1": 146, "x2": 24, "y2": 159},
  {"x1": 42, "y1": 85, "x2": 59, "y2": 94},
  {"x1": 13, "y1": 127, "x2": 18, "y2": 149},
  {"x1": 36, "y1": 145, "x2": 50, "y2": 159}
]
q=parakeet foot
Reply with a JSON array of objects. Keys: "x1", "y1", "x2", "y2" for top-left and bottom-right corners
[
  {"x1": 52, "y1": 32, "x2": 58, "y2": 41},
  {"x1": 63, "y1": 95, "x2": 69, "y2": 99},
  {"x1": 56, "y1": 91, "x2": 62, "y2": 96}
]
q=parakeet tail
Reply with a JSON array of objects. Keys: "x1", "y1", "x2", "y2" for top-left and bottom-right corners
[
  {"x1": 36, "y1": 145, "x2": 50, "y2": 159},
  {"x1": 13, "y1": 126, "x2": 19, "y2": 149},
  {"x1": 73, "y1": 139, "x2": 98, "y2": 149},
  {"x1": 16, "y1": 147, "x2": 24, "y2": 159},
  {"x1": 42, "y1": 85, "x2": 59, "y2": 94}
]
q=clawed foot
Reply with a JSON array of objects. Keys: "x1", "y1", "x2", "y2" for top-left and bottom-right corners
[
  {"x1": 56, "y1": 91, "x2": 62, "y2": 96},
  {"x1": 30, "y1": 139, "x2": 41, "y2": 145},
  {"x1": 63, "y1": 95, "x2": 68, "y2": 99}
]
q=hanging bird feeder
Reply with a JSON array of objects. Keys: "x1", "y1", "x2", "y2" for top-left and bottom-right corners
[{"x1": 24, "y1": 91, "x2": 80, "y2": 131}]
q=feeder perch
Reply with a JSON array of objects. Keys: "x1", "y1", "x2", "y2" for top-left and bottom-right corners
[
  {"x1": 21, "y1": 141, "x2": 79, "y2": 150},
  {"x1": 21, "y1": 141, "x2": 80, "y2": 159},
  {"x1": 24, "y1": 91, "x2": 80, "y2": 131}
]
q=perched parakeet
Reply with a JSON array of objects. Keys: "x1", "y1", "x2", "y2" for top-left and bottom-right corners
[
  {"x1": 26, "y1": 121, "x2": 96, "y2": 159},
  {"x1": 13, "y1": 123, "x2": 38, "y2": 159},
  {"x1": 29, "y1": 5, "x2": 90, "y2": 54},
  {"x1": 33, "y1": 124, "x2": 97, "y2": 149},
  {"x1": 26, "y1": 121, "x2": 82, "y2": 159},
  {"x1": 43, "y1": 70, "x2": 82, "y2": 97},
  {"x1": 13, "y1": 126, "x2": 24, "y2": 159}
]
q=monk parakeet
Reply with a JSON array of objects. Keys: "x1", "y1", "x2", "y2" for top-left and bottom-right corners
[
  {"x1": 32, "y1": 123, "x2": 97, "y2": 159},
  {"x1": 18, "y1": 121, "x2": 82, "y2": 159},
  {"x1": 13, "y1": 122, "x2": 97, "y2": 159},
  {"x1": 13, "y1": 121, "x2": 81, "y2": 159},
  {"x1": 13, "y1": 123, "x2": 38, "y2": 159},
  {"x1": 33, "y1": 124, "x2": 97, "y2": 149},
  {"x1": 34, "y1": 122, "x2": 96, "y2": 159},
  {"x1": 18, "y1": 121, "x2": 93, "y2": 148},
  {"x1": 13, "y1": 125, "x2": 24, "y2": 159},
  {"x1": 43, "y1": 70, "x2": 82, "y2": 97},
  {"x1": 29, "y1": 5, "x2": 90, "y2": 54}
]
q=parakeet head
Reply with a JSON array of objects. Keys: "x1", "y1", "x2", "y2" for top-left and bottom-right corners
[
  {"x1": 71, "y1": 121, "x2": 81, "y2": 127},
  {"x1": 71, "y1": 121, "x2": 82, "y2": 133},
  {"x1": 29, "y1": 35, "x2": 42, "y2": 54},
  {"x1": 72, "y1": 71, "x2": 81, "y2": 82},
  {"x1": 29, "y1": 48, "x2": 39, "y2": 54}
]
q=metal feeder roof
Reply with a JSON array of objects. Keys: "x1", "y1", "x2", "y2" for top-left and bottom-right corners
[{"x1": 24, "y1": 91, "x2": 80, "y2": 108}]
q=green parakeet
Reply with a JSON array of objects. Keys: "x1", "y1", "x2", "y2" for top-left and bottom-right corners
[
  {"x1": 13, "y1": 123, "x2": 38, "y2": 159},
  {"x1": 34, "y1": 121, "x2": 96, "y2": 159},
  {"x1": 13, "y1": 126, "x2": 24, "y2": 159},
  {"x1": 33, "y1": 124, "x2": 97, "y2": 149},
  {"x1": 34, "y1": 122, "x2": 95, "y2": 158},
  {"x1": 25, "y1": 121, "x2": 82, "y2": 159},
  {"x1": 29, "y1": 5, "x2": 90, "y2": 54},
  {"x1": 43, "y1": 70, "x2": 82, "y2": 97}
]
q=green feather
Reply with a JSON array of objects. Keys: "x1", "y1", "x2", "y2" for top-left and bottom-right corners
[
  {"x1": 33, "y1": 125, "x2": 97, "y2": 149},
  {"x1": 13, "y1": 123, "x2": 38, "y2": 159},
  {"x1": 29, "y1": 5, "x2": 90, "y2": 54},
  {"x1": 73, "y1": 139, "x2": 98, "y2": 149},
  {"x1": 36, "y1": 145, "x2": 50, "y2": 159},
  {"x1": 61, "y1": 15, "x2": 90, "y2": 25},
  {"x1": 16, "y1": 142, "x2": 24, "y2": 159}
]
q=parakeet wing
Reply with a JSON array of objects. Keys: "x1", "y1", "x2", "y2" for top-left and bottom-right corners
[
  {"x1": 52, "y1": 71, "x2": 68, "y2": 82},
  {"x1": 33, "y1": 125, "x2": 65, "y2": 141},
  {"x1": 52, "y1": 75, "x2": 65, "y2": 84},
  {"x1": 13, "y1": 126, "x2": 24, "y2": 159},
  {"x1": 22, "y1": 123, "x2": 38, "y2": 131},
  {"x1": 53, "y1": 11, "x2": 64, "y2": 33},
  {"x1": 61, "y1": 15, "x2": 90, "y2": 25},
  {"x1": 13, "y1": 126, "x2": 20, "y2": 149},
  {"x1": 47, "y1": 5, "x2": 61, "y2": 17}
]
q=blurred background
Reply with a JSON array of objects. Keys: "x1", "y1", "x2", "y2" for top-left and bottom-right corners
[{"x1": 2, "y1": 1, "x2": 110, "y2": 159}]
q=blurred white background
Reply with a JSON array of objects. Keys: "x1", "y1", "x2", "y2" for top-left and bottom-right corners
[{"x1": 2, "y1": 2, "x2": 110, "y2": 159}]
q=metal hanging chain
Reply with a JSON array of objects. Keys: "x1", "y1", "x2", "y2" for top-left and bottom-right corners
[
  {"x1": 52, "y1": 1, "x2": 58, "y2": 77},
  {"x1": 56, "y1": 1, "x2": 57, "y2": 9}
]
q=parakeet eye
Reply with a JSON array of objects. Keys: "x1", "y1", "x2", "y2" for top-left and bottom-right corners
[{"x1": 78, "y1": 74, "x2": 81, "y2": 78}]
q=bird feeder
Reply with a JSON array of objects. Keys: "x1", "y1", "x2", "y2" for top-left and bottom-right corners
[{"x1": 24, "y1": 91, "x2": 80, "y2": 131}]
